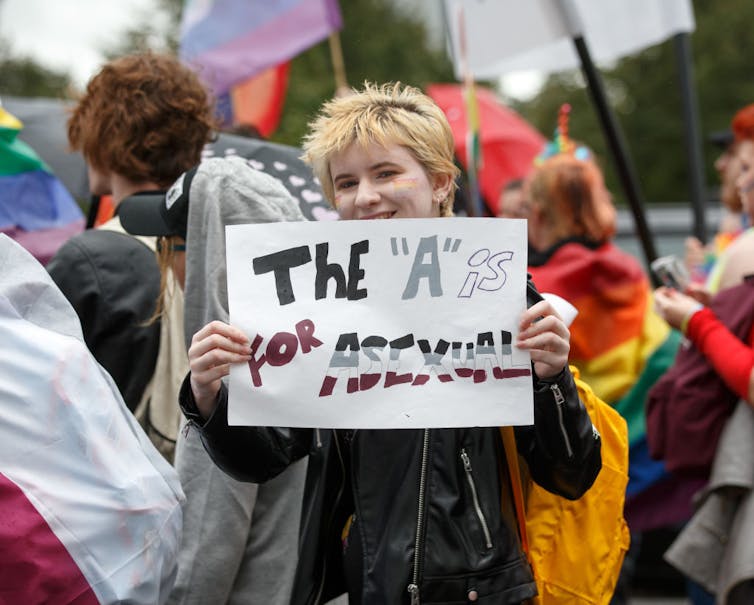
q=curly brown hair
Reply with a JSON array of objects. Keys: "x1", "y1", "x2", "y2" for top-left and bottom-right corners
[{"x1": 68, "y1": 52, "x2": 217, "y2": 186}]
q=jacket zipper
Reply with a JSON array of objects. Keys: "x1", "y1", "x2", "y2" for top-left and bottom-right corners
[
  {"x1": 460, "y1": 448, "x2": 493, "y2": 549},
  {"x1": 551, "y1": 383, "x2": 574, "y2": 459},
  {"x1": 313, "y1": 430, "x2": 346, "y2": 605},
  {"x1": 407, "y1": 428, "x2": 431, "y2": 605}
]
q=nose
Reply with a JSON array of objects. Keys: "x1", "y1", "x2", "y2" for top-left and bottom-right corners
[
  {"x1": 354, "y1": 180, "x2": 380, "y2": 207},
  {"x1": 715, "y1": 152, "x2": 729, "y2": 174}
]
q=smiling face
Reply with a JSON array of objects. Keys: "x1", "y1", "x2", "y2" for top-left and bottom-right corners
[{"x1": 329, "y1": 141, "x2": 451, "y2": 220}]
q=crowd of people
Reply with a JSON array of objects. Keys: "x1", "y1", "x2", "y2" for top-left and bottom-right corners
[{"x1": 3, "y1": 49, "x2": 754, "y2": 605}]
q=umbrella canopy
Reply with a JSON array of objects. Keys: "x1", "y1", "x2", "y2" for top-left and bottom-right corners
[
  {"x1": 0, "y1": 102, "x2": 85, "y2": 265},
  {"x1": 426, "y1": 84, "x2": 545, "y2": 215},
  {"x1": 3, "y1": 96, "x2": 89, "y2": 201},
  {"x1": 202, "y1": 133, "x2": 338, "y2": 222}
]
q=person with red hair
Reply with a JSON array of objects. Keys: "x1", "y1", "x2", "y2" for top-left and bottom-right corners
[
  {"x1": 526, "y1": 146, "x2": 683, "y2": 603},
  {"x1": 526, "y1": 153, "x2": 672, "y2": 410}
]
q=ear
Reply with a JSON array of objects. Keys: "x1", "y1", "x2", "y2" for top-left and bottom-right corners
[{"x1": 431, "y1": 172, "x2": 453, "y2": 205}]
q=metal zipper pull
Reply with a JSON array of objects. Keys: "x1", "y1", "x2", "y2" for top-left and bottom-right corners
[
  {"x1": 408, "y1": 429, "x2": 431, "y2": 605},
  {"x1": 460, "y1": 449, "x2": 493, "y2": 549},
  {"x1": 551, "y1": 384, "x2": 574, "y2": 459},
  {"x1": 408, "y1": 583, "x2": 420, "y2": 605}
]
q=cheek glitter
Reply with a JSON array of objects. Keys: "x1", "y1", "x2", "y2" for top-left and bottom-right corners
[{"x1": 391, "y1": 177, "x2": 418, "y2": 197}]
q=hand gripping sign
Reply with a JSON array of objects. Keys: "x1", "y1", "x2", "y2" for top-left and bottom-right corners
[{"x1": 226, "y1": 218, "x2": 533, "y2": 429}]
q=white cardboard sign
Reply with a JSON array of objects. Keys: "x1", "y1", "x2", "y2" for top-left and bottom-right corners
[{"x1": 226, "y1": 218, "x2": 533, "y2": 428}]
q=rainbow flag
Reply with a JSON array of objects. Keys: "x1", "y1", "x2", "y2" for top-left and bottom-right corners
[
  {"x1": 215, "y1": 62, "x2": 291, "y2": 136},
  {"x1": 0, "y1": 106, "x2": 84, "y2": 265},
  {"x1": 180, "y1": 0, "x2": 342, "y2": 96},
  {"x1": 529, "y1": 241, "x2": 685, "y2": 531}
]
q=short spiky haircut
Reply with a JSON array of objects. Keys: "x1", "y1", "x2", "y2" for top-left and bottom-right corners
[
  {"x1": 68, "y1": 52, "x2": 216, "y2": 186},
  {"x1": 301, "y1": 82, "x2": 460, "y2": 217}
]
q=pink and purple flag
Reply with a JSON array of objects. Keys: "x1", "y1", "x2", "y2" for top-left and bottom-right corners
[
  {"x1": 0, "y1": 105, "x2": 84, "y2": 265},
  {"x1": 180, "y1": 0, "x2": 342, "y2": 96}
]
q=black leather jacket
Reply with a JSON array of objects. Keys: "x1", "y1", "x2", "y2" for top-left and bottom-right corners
[{"x1": 180, "y1": 360, "x2": 600, "y2": 605}]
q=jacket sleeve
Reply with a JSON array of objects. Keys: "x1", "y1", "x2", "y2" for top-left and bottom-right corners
[
  {"x1": 515, "y1": 366, "x2": 602, "y2": 500},
  {"x1": 179, "y1": 375, "x2": 312, "y2": 483},
  {"x1": 515, "y1": 277, "x2": 602, "y2": 500}
]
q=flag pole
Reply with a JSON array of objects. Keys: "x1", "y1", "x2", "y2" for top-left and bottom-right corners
[
  {"x1": 556, "y1": 0, "x2": 658, "y2": 268},
  {"x1": 457, "y1": 4, "x2": 484, "y2": 217},
  {"x1": 328, "y1": 32, "x2": 349, "y2": 93},
  {"x1": 673, "y1": 31, "x2": 708, "y2": 244}
]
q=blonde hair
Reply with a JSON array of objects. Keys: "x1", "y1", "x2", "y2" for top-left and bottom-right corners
[
  {"x1": 145, "y1": 236, "x2": 181, "y2": 325},
  {"x1": 527, "y1": 154, "x2": 616, "y2": 243},
  {"x1": 302, "y1": 82, "x2": 459, "y2": 217}
]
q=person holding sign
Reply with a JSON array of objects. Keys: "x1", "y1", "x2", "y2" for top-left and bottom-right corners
[{"x1": 177, "y1": 83, "x2": 601, "y2": 605}]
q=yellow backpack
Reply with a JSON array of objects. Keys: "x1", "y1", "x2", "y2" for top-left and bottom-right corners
[{"x1": 501, "y1": 366, "x2": 630, "y2": 604}]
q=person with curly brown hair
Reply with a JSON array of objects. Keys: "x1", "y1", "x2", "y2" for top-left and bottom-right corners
[
  {"x1": 48, "y1": 52, "x2": 308, "y2": 605},
  {"x1": 48, "y1": 52, "x2": 216, "y2": 417}
]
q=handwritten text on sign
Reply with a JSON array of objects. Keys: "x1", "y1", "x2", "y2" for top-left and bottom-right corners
[{"x1": 226, "y1": 218, "x2": 532, "y2": 428}]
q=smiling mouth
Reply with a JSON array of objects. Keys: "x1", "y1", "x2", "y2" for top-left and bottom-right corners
[{"x1": 360, "y1": 211, "x2": 395, "y2": 220}]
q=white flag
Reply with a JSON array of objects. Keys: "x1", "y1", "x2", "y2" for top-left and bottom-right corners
[{"x1": 445, "y1": 0, "x2": 695, "y2": 79}]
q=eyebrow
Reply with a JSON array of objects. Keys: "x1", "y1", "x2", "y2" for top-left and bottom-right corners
[{"x1": 332, "y1": 161, "x2": 401, "y2": 184}]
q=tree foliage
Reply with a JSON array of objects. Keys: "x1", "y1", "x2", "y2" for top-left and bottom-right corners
[
  {"x1": 0, "y1": 40, "x2": 72, "y2": 98},
  {"x1": 273, "y1": 0, "x2": 455, "y2": 146},
  {"x1": 510, "y1": 0, "x2": 754, "y2": 204}
]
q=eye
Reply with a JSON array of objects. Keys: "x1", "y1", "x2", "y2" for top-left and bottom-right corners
[
  {"x1": 335, "y1": 179, "x2": 357, "y2": 190},
  {"x1": 377, "y1": 169, "x2": 397, "y2": 179}
]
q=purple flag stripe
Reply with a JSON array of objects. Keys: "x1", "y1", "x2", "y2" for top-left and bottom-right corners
[
  {"x1": 181, "y1": 0, "x2": 303, "y2": 59},
  {"x1": 2, "y1": 220, "x2": 84, "y2": 266},
  {"x1": 188, "y1": 0, "x2": 341, "y2": 94},
  {"x1": 0, "y1": 170, "x2": 83, "y2": 231}
]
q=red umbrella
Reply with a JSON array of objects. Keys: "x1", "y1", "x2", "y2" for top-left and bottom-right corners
[{"x1": 426, "y1": 83, "x2": 546, "y2": 215}]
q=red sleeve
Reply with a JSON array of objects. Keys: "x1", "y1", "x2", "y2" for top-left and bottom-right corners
[{"x1": 686, "y1": 307, "x2": 754, "y2": 401}]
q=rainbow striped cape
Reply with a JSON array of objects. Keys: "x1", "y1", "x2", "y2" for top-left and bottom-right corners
[{"x1": 529, "y1": 240, "x2": 684, "y2": 530}]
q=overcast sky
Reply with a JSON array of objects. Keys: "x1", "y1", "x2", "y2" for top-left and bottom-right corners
[
  {"x1": 0, "y1": 0, "x2": 162, "y2": 88},
  {"x1": 0, "y1": 0, "x2": 541, "y2": 98}
]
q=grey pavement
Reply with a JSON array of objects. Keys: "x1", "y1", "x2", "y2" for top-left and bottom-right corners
[{"x1": 630, "y1": 598, "x2": 687, "y2": 605}]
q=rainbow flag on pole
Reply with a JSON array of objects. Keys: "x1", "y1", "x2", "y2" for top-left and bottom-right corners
[
  {"x1": 0, "y1": 105, "x2": 84, "y2": 265},
  {"x1": 180, "y1": 0, "x2": 342, "y2": 96}
]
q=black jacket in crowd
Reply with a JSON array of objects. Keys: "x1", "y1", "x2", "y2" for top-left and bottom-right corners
[
  {"x1": 179, "y1": 284, "x2": 602, "y2": 605},
  {"x1": 47, "y1": 228, "x2": 161, "y2": 411}
]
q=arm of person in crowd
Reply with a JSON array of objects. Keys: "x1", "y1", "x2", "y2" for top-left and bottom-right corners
[
  {"x1": 684, "y1": 236, "x2": 706, "y2": 274},
  {"x1": 655, "y1": 286, "x2": 754, "y2": 404},
  {"x1": 180, "y1": 320, "x2": 312, "y2": 483},
  {"x1": 515, "y1": 296, "x2": 602, "y2": 500}
]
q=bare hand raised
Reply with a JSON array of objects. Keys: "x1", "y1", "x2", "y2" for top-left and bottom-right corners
[
  {"x1": 188, "y1": 320, "x2": 251, "y2": 419},
  {"x1": 516, "y1": 300, "x2": 570, "y2": 380}
]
